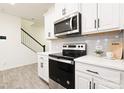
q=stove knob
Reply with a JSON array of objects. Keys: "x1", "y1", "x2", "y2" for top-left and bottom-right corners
[
  {"x1": 63, "y1": 45, "x2": 67, "y2": 48},
  {"x1": 66, "y1": 80, "x2": 70, "y2": 85},
  {"x1": 81, "y1": 46, "x2": 83, "y2": 48}
]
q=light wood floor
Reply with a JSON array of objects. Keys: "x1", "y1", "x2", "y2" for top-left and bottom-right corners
[{"x1": 0, "y1": 63, "x2": 49, "y2": 89}]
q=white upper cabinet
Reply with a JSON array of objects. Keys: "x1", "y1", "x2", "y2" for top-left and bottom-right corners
[
  {"x1": 55, "y1": 3, "x2": 81, "y2": 21},
  {"x1": 81, "y1": 3, "x2": 120, "y2": 34},
  {"x1": 119, "y1": 4, "x2": 124, "y2": 29},
  {"x1": 55, "y1": 4, "x2": 64, "y2": 20},
  {"x1": 64, "y1": 4, "x2": 81, "y2": 15},
  {"x1": 98, "y1": 4, "x2": 120, "y2": 31},
  {"x1": 44, "y1": 4, "x2": 121, "y2": 39},
  {"x1": 44, "y1": 6, "x2": 57, "y2": 39},
  {"x1": 81, "y1": 4, "x2": 97, "y2": 33}
]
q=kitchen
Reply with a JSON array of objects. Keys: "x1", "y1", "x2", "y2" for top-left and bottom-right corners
[
  {"x1": 0, "y1": 2, "x2": 124, "y2": 90},
  {"x1": 38, "y1": 3, "x2": 124, "y2": 89}
]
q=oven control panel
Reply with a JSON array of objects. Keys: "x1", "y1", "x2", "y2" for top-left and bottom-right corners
[{"x1": 63, "y1": 43, "x2": 86, "y2": 50}]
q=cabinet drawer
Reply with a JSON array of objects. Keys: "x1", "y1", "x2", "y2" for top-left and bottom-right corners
[
  {"x1": 75, "y1": 62, "x2": 121, "y2": 84},
  {"x1": 38, "y1": 55, "x2": 48, "y2": 61}
]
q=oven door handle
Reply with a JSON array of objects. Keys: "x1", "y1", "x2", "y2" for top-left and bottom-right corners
[{"x1": 49, "y1": 57, "x2": 74, "y2": 65}]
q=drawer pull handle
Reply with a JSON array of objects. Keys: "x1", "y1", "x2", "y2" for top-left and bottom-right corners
[
  {"x1": 94, "y1": 19, "x2": 96, "y2": 28},
  {"x1": 89, "y1": 81, "x2": 91, "y2": 89},
  {"x1": 98, "y1": 18, "x2": 100, "y2": 28},
  {"x1": 86, "y1": 70, "x2": 99, "y2": 75},
  {"x1": 41, "y1": 63, "x2": 43, "y2": 68},
  {"x1": 93, "y1": 83, "x2": 95, "y2": 89}
]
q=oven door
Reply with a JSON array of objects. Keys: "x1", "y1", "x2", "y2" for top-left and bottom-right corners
[{"x1": 49, "y1": 57, "x2": 75, "y2": 89}]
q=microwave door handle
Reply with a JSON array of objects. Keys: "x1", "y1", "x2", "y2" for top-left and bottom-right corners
[{"x1": 70, "y1": 18, "x2": 73, "y2": 30}]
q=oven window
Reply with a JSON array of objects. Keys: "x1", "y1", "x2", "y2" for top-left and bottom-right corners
[{"x1": 57, "y1": 62, "x2": 74, "y2": 73}]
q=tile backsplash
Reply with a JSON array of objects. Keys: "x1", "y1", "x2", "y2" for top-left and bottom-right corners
[{"x1": 50, "y1": 31, "x2": 124, "y2": 58}]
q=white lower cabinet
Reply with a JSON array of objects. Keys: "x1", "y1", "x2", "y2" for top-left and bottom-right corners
[
  {"x1": 75, "y1": 62, "x2": 121, "y2": 89},
  {"x1": 94, "y1": 82, "x2": 110, "y2": 89},
  {"x1": 76, "y1": 71, "x2": 120, "y2": 89},
  {"x1": 93, "y1": 78, "x2": 120, "y2": 89},
  {"x1": 38, "y1": 54, "x2": 49, "y2": 83},
  {"x1": 76, "y1": 71, "x2": 92, "y2": 89},
  {"x1": 55, "y1": 3, "x2": 81, "y2": 21}
]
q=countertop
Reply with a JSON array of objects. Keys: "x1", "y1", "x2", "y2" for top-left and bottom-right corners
[
  {"x1": 37, "y1": 52, "x2": 50, "y2": 55},
  {"x1": 37, "y1": 51, "x2": 58, "y2": 56},
  {"x1": 74, "y1": 55, "x2": 124, "y2": 71}
]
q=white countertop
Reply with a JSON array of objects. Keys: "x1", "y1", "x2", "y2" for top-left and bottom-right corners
[
  {"x1": 37, "y1": 51, "x2": 58, "y2": 55},
  {"x1": 74, "y1": 55, "x2": 124, "y2": 71},
  {"x1": 37, "y1": 52, "x2": 50, "y2": 55}
]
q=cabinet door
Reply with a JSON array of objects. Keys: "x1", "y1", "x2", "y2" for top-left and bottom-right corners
[
  {"x1": 44, "y1": 6, "x2": 57, "y2": 39},
  {"x1": 43, "y1": 57, "x2": 49, "y2": 82},
  {"x1": 64, "y1": 3, "x2": 81, "y2": 15},
  {"x1": 44, "y1": 13, "x2": 50, "y2": 39},
  {"x1": 81, "y1": 4, "x2": 97, "y2": 34},
  {"x1": 55, "y1": 4, "x2": 64, "y2": 20},
  {"x1": 98, "y1": 4, "x2": 120, "y2": 31},
  {"x1": 38, "y1": 55, "x2": 44, "y2": 77},
  {"x1": 38, "y1": 55, "x2": 49, "y2": 82},
  {"x1": 75, "y1": 71, "x2": 92, "y2": 89},
  {"x1": 55, "y1": 4, "x2": 81, "y2": 20},
  {"x1": 119, "y1": 4, "x2": 124, "y2": 29},
  {"x1": 93, "y1": 78, "x2": 120, "y2": 89}
]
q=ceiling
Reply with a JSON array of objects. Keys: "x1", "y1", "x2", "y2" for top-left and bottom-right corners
[{"x1": 0, "y1": 3, "x2": 54, "y2": 22}]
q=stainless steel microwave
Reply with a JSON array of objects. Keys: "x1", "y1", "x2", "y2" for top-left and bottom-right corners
[{"x1": 54, "y1": 12, "x2": 81, "y2": 37}]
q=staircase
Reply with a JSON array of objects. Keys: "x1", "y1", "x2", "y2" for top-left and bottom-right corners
[{"x1": 21, "y1": 28, "x2": 45, "y2": 53}]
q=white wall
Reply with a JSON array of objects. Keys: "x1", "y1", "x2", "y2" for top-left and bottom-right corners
[{"x1": 0, "y1": 13, "x2": 37, "y2": 71}]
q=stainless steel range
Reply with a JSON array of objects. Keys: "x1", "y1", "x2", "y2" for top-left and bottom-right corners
[{"x1": 49, "y1": 43, "x2": 87, "y2": 89}]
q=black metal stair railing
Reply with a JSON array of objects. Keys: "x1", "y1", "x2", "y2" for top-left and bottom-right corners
[{"x1": 21, "y1": 28, "x2": 45, "y2": 52}]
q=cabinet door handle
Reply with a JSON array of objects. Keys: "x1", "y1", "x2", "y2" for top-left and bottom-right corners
[
  {"x1": 93, "y1": 83, "x2": 95, "y2": 89},
  {"x1": 48, "y1": 32, "x2": 51, "y2": 37},
  {"x1": 86, "y1": 70, "x2": 99, "y2": 75},
  {"x1": 98, "y1": 18, "x2": 100, "y2": 28},
  {"x1": 94, "y1": 20, "x2": 96, "y2": 28},
  {"x1": 89, "y1": 81, "x2": 91, "y2": 89},
  {"x1": 62, "y1": 8, "x2": 66, "y2": 15},
  {"x1": 41, "y1": 63, "x2": 43, "y2": 68}
]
